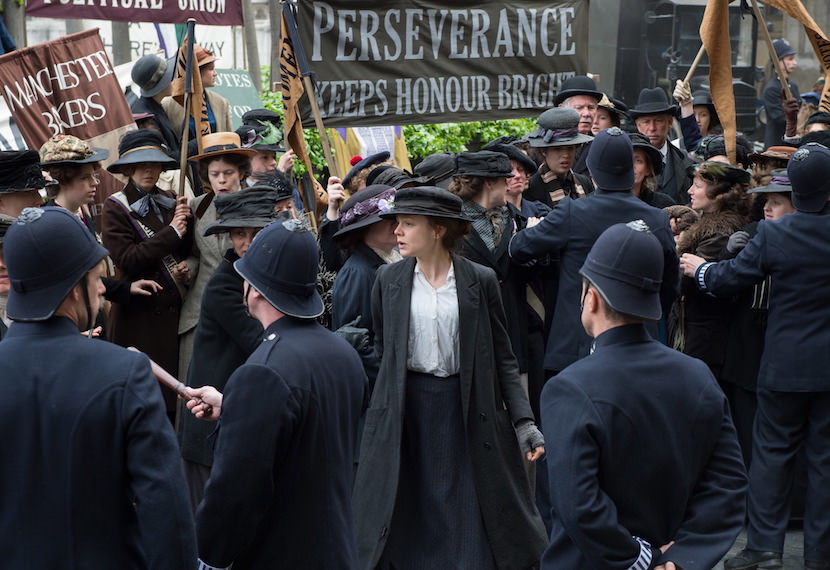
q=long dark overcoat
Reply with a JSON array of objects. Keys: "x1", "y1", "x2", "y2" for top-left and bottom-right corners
[{"x1": 353, "y1": 255, "x2": 547, "y2": 570}]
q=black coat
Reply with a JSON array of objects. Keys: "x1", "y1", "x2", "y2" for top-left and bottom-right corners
[
  {"x1": 509, "y1": 189, "x2": 679, "y2": 372},
  {"x1": 331, "y1": 243, "x2": 383, "y2": 332},
  {"x1": 180, "y1": 249, "x2": 263, "y2": 467},
  {"x1": 353, "y1": 256, "x2": 546, "y2": 570},
  {"x1": 0, "y1": 318, "x2": 196, "y2": 568},
  {"x1": 540, "y1": 324, "x2": 747, "y2": 569},
  {"x1": 655, "y1": 143, "x2": 695, "y2": 206},
  {"x1": 196, "y1": 317, "x2": 367, "y2": 569},
  {"x1": 131, "y1": 96, "x2": 181, "y2": 158}
]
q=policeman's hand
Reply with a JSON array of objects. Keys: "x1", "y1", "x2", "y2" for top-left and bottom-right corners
[
  {"x1": 334, "y1": 316, "x2": 371, "y2": 355},
  {"x1": 679, "y1": 253, "x2": 706, "y2": 277},
  {"x1": 726, "y1": 230, "x2": 750, "y2": 254},
  {"x1": 277, "y1": 149, "x2": 296, "y2": 173},
  {"x1": 129, "y1": 279, "x2": 162, "y2": 296},
  {"x1": 516, "y1": 419, "x2": 545, "y2": 462},
  {"x1": 326, "y1": 176, "x2": 347, "y2": 221},
  {"x1": 185, "y1": 386, "x2": 222, "y2": 421},
  {"x1": 525, "y1": 216, "x2": 542, "y2": 229}
]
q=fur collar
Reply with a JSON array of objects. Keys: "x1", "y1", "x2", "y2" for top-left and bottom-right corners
[{"x1": 677, "y1": 210, "x2": 748, "y2": 255}]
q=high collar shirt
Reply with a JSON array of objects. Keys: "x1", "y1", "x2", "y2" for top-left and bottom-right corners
[{"x1": 407, "y1": 261, "x2": 459, "y2": 377}]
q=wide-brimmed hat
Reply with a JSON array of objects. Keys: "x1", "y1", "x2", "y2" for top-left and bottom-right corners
[
  {"x1": 5, "y1": 207, "x2": 108, "y2": 322},
  {"x1": 248, "y1": 170, "x2": 295, "y2": 202},
  {"x1": 234, "y1": 218, "x2": 323, "y2": 319},
  {"x1": 748, "y1": 169, "x2": 792, "y2": 194},
  {"x1": 39, "y1": 134, "x2": 109, "y2": 166},
  {"x1": 553, "y1": 75, "x2": 602, "y2": 107},
  {"x1": 194, "y1": 44, "x2": 217, "y2": 67},
  {"x1": 0, "y1": 213, "x2": 14, "y2": 245},
  {"x1": 596, "y1": 93, "x2": 629, "y2": 124},
  {"x1": 586, "y1": 127, "x2": 634, "y2": 191},
  {"x1": 579, "y1": 220, "x2": 664, "y2": 320},
  {"x1": 413, "y1": 152, "x2": 456, "y2": 189},
  {"x1": 192, "y1": 132, "x2": 257, "y2": 162},
  {"x1": 379, "y1": 185, "x2": 472, "y2": 222},
  {"x1": 526, "y1": 108, "x2": 593, "y2": 148},
  {"x1": 454, "y1": 150, "x2": 515, "y2": 178},
  {"x1": 484, "y1": 143, "x2": 537, "y2": 176},
  {"x1": 788, "y1": 143, "x2": 830, "y2": 212},
  {"x1": 687, "y1": 160, "x2": 752, "y2": 187},
  {"x1": 131, "y1": 54, "x2": 176, "y2": 98},
  {"x1": 236, "y1": 121, "x2": 285, "y2": 153},
  {"x1": 628, "y1": 87, "x2": 678, "y2": 119},
  {"x1": 241, "y1": 108, "x2": 281, "y2": 129},
  {"x1": 747, "y1": 145, "x2": 797, "y2": 164},
  {"x1": 0, "y1": 151, "x2": 49, "y2": 194},
  {"x1": 342, "y1": 151, "x2": 391, "y2": 189},
  {"x1": 628, "y1": 132, "x2": 664, "y2": 176},
  {"x1": 107, "y1": 129, "x2": 178, "y2": 174},
  {"x1": 334, "y1": 184, "x2": 396, "y2": 239},
  {"x1": 773, "y1": 38, "x2": 797, "y2": 60},
  {"x1": 366, "y1": 166, "x2": 417, "y2": 189},
  {"x1": 203, "y1": 185, "x2": 281, "y2": 236}
]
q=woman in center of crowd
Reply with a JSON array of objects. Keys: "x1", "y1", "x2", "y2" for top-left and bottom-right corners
[{"x1": 352, "y1": 186, "x2": 547, "y2": 570}]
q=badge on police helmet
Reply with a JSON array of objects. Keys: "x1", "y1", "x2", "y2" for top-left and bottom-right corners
[
  {"x1": 606, "y1": 127, "x2": 623, "y2": 136},
  {"x1": 626, "y1": 219, "x2": 650, "y2": 233},
  {"x1": 792, "y1": 148, "x2": 811, "y2": 162}
]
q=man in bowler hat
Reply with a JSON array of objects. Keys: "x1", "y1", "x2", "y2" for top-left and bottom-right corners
[
  {"x1": 187, "y1": 219, "x2": 367, "y2": 569},
  {"x1": 0, "y1": 207, "x2": 196, "y2": 566},
  {"x1": 629, "y1": 87, "x2": 695, "y2": 204},
  {"x1": 681, "y1": 143, "x2": 830, "y2": 570},
  {"x1": 540, "y1": 221, "x2": 747, "y2": 569}
]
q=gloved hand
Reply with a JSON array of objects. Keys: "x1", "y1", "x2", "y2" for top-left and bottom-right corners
[
  {"x1": 673, "y1": 79, "x2": 693, "y2": 106},
  {"x1": 782, "y1": 94, "x2": 800, "y2": 138},
  {"x1": 515, "y1": 419, "x2": 545, "y2": 459},
  {"x1": 334, "y1": 316, "x2": 371, "y2": 354},
  {"x1": 726, "y1": 230, "x2": 750, "y2": 254}
]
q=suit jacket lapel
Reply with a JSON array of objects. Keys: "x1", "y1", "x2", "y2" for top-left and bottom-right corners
[{"x1": 454, "y1": 256, "x2": 479, "y2": 424}]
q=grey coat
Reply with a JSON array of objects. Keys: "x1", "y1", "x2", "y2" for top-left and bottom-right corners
[{"x1": 353, "y1": 255, "x2": 547, "y2": 570}]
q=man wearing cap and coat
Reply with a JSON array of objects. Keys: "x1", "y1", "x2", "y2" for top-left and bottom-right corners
[
  {"x1": 630, "y1": 87, "x2": 695, "y2": 204},
  {"x1": 681, "y1": 143, "x2": 830, "y2": 570},
  {"x1": 541, "y1": 221, "x2": 746, "y2": 570},
  {"x1": 0, "y1": 207, "x2": 196, "y2": 567},
  {"x1": 190, "y1": 219, "x2": 368, "y2": 570}
]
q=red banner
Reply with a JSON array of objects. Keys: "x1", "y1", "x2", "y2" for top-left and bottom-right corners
[{"x1": 26, "y1": 0, "x2": 242, "y2": 26}]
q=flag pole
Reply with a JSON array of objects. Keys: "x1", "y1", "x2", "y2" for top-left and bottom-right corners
[
  {"x1": 683, "y1": 46, "x2": 706, "y2": 84},
  {"x1": 283, "y1": 3, "x2": 340, "y2": 179},
  {"x1": 177, "y1": 18, "x2": 197, "y2": 198},
  {"x1": 750, "y1": 0, "x2": 794, "y2": 100}
]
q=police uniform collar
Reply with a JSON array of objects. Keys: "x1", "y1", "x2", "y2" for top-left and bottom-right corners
[{"x1": 592, "y1": 322, "x2": 652, "y2": 350}]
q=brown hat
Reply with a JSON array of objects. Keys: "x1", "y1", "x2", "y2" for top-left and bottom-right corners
[
  {"x1": 194, "y1": 44, "x2": 216, "y2": 67},
  {"x1": 747, "y1": 145, "x2": 797, "y2": 164},
  {"x1": 191, "y1": 132, "x2": 256, "y2": 162}
]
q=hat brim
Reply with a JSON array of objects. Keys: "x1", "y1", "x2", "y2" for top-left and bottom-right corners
[
  {"x1": 107, "y1": 150, "x2": 178, "y2": 173},
  {"x1": 234, "y1": 256, "x2": 324, "y2": 319},
  {"x1": 631, "y1": 143, "x2": 664, "y2": 176},
  {"x1": 333, "y1": 211, "x2": 386, "y2": 239},
  {"x1": 139, "y1": 58, "x2": 176, "y2": 98},
  {"x1": 528, "y1": 132, "x2": 594, "y2": 148},
  {"x1": 554, "y1": 88, "x2": 603, "y2": 107},
  {"x1": 453, "y1": 170, "x2": 515, "y2": 179},
  {"x1": 191, "y1": 147, "x2": 258, "y2": 162},
  {"x1": 629, "y1": 104, "x2": 679, "y2": 119},
  {"x1": 42, "y1": 147, "x2": 110, "y2": 166},
  {"x1": 379, "y1": 206, "x2": 472, "y2": 222},
  {"x1": 748, "y1": 184, "x2": 791, "y2": 194},
  {"x1": 203, "y1": 217, "x2": 274, "y2": 236}
]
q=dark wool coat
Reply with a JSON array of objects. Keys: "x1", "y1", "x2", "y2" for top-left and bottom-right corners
[
  {"x1": 353, "y1": 256, "x2": 547, "y2": 570},
  {"x1": 180, "y1": 250, "x2": 262, "y2": 467},
  {"x1": 101, "y1": 182, "x2": 193, "y2": 411},
  {"x1": 196, "y1": 317, "x2": 367, "y2": 569},
  {"x1": 656, "y1": 143, "x2": 696, "y2": 206},
  {"x1": 0, "y1": 318, "x2": 196, "y2": 568},
  {"x1": 541, "y1": 324, "x2": 747, "y2": 569}
]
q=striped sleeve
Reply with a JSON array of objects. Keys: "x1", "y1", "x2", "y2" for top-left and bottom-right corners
[{"x1": 627, "y1": 536, "x2": 653, "y2": 570}]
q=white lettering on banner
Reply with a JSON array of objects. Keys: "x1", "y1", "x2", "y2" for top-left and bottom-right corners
[
  {"x1": 42, "y1": 0, "x2": 164, "y2": 8},
  {"x1": 41, "y1": 92, "x2": 107, "y2": 135},
  {"x1": 176, "y1": 0, "x2": 226, "y2": 13},
  {"x1": 310, "y1": 1, "x2": 578, "y2": 62}
]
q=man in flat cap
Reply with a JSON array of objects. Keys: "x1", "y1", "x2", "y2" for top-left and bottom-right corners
[
  {"x1": 0, "y1": 151, "x2": 45, "y2": 217},
  {"x1": 0, "y1": 207, "x2": 196, "y2": 566},
  {"x1": 541, "y1": 221, "x2": 746, "y2": 569}
]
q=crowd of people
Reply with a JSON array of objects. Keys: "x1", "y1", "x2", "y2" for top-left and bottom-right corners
[{"x1": 1, "y1": 36, "x2": 829, "y2": 570}]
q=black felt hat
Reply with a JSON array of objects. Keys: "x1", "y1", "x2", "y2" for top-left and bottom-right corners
[
  {"x1": 131, "y1": 54, "x2": 176, "y2": 98},
  {"x1": 526, "y1": 108, "x2": 593, "y2": 148},
  {"x1": 586, "y1": 127, "x2": 634, "y2": 191},
  {"x1": 107, "y1": 129, "x2": 178, "y2": 174},
  {"x1": 485, "y1": 143, "x2": 537, "y2": 176},
  {"x1": 334, "y1": 184, "x2": 396, "y2": 239},
  {"x1": 580, "y1": 220, "x2": 664, "y2": 320},
  {"x1": 0, "y1": 151, "x2": 49, "y2": 194},
  {"x1": 248, "y1": 170, "x2": 295, "y2": 202},
  {"x1": 687, "y1": 160, "x2": 752, "y2": 187},
  {"x1": 234, "y1": 218, "x2": 323, "y2": 319},
  {"x1": 553, "y1": 75, "x2": 602, "y2": 106},
  {"x1": 788, "y1": 143, "x2": 830, "y2": 212},
  {"x1": 628, "y1": 132, "x2": 664, "y2": 176},
  {"x1": 367, "y1": 166, "x2": 418, "y2": 189},
  {"x1": 628, "y1": 87, "x2": 678, "y2": 119},
  {"x1": 342, "y1": 151, "x2": 391, "y2": 189},
  {"x1": 413, "y1": 152, "x2": 457, "y2": 189},
  {"x1": 241, "y1": 108, "x2": 281, "y2": 129},
  {"x1": 203, "y1": 185, "x2": 281, "y2": 236},
  {"x1": 379, "y1": 185, "x2": 472, "y2": 222},
  {"x1": 454, "y1": 151, "x2": 515, "y2": 178}
]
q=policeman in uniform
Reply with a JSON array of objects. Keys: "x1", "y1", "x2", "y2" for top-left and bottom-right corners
[
  {"x1": 682, "y1": 143, "x2": 830, "y2": 570},
  {"x1": 541, "y1": 221, "x2": 747, "y2": 569},
  {"x1": 190, "y1": 218, "x2": 368, "y2": 569},
  {"x1": 0, "y1": 207, "x2": 196, "y2": 567}
]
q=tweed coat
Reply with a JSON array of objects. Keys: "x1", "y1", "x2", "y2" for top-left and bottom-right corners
[{"x1": 353, "y1": 255, "x2": 547, "y2": 570}]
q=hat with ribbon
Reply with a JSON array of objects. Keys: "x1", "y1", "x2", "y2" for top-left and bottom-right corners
[
  {"x1": 579, "y1": 220, "x2": 664, "y2": 320},
  {"x1": 204, "y1": 184, "x2": 281, "y2": 236},
  {"x1": 234, "y1": 217, "x2": 324, "y2": 318},
  {"x1": 39, "y1": 134, "x2": 109, "y2": 166},
  {"x1": 236, "y1": 121, "x2": 285, "y2": 153},
  {"x1": 107, "y1": 129, "x2": 178, "y2": 174},
  {"x1": 526, "y1": 108, "x2": 593, "y2": 148},
  {"x1": 454, "y1": 150, "x2": 515, "y2": 178},
  {"x1": 131, "y1": 54, "x2": 176, "y2": 98},
  {"x1": 192, "y1": 132, "x2": 258, "y2": 162},
  {"x1": 0, "y1": 151, "x2": 49, "y2": 194},
  {"x1": 788, "y1": 143, "x2": 830, "y2": 212},
  {"x1": 379, "y1": 185, "x2": 472, "y2": 222},
  {"x1": 628, "y1": 87, "x2": 678, "y2": 119},
  {"x1": 748, "y1": 169, "x2": 792, "y2": 194},
  {"x1": 5, "y1": 207, "x2": 108, "y2": 322},
  {"x1": 553, "y1": 75, "x2": 602, "y2": 106},
  {"x1": 334, "y1": 184, "x2": 396, "y2": 239}
]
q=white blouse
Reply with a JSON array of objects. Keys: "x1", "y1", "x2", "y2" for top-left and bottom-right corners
[{"x1": 406, "y1": 262, "x2": 460, "y2": 377}]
